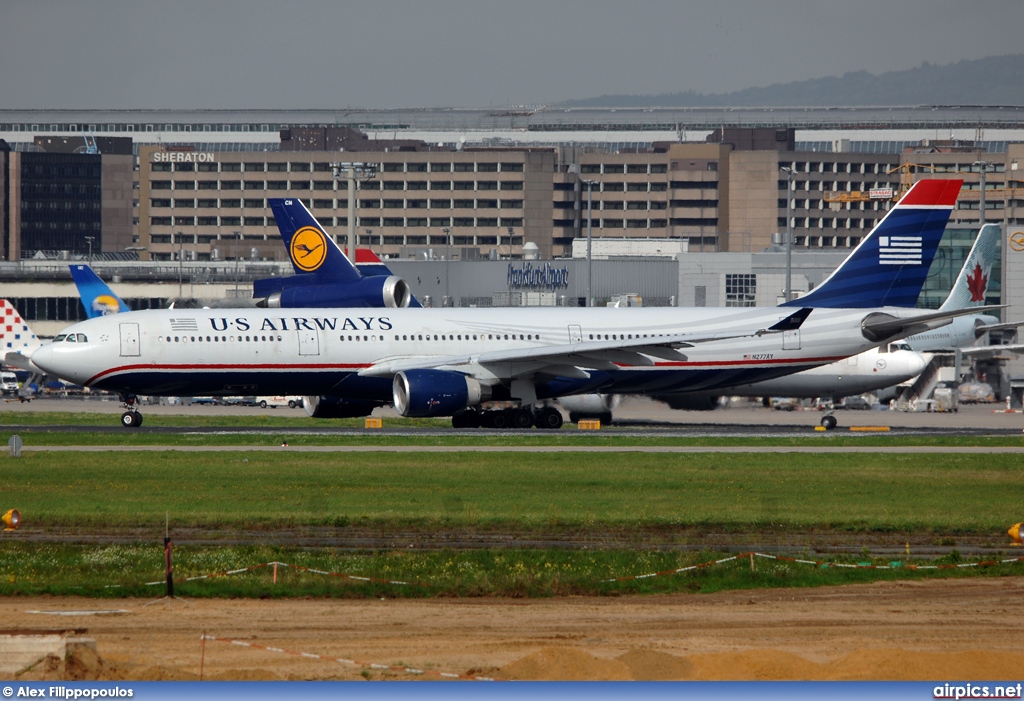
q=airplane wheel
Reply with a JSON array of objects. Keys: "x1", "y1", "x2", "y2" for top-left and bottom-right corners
[
  {"x1": 536, "y1": 407, "x2": 563, "y2": 430},
  {"x1": 121, "y1": 411, "x2": 142, "y2": 429},
  {"x1": 512, "y1": 408, "x2": 534, "y2": 429},
  {"x1": 821, "y1": 415, "x2": 838, "y2": 430},
  {"x1": 490, "y1": 411, "x2": 509, "y2": 429}
]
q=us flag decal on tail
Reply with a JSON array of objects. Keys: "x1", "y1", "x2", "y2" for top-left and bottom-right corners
[{"x1": 878, "y1": 235, "x2": 923, "y2": 265}]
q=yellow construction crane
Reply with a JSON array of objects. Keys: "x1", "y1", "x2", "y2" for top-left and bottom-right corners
[{"x1": 822, "y1": 164, "x2": 933, "y2": 204}]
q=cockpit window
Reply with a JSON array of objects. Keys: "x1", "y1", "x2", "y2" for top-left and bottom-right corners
[
  {"x1": 53, "y1": 334, "x2": 67, "y2": 343},
  {"x1": 76, "y1": 334, "x2": 87, "y2": 343}
]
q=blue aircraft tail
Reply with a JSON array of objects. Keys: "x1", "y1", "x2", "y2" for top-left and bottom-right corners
[
  {"x1": 781, "y1": 178, "x2": 963, "y2": 308},
  {"x1": 268, "y1": 198, "x2": 361, "y2": 284},
  {"x1": 69, "y1": 265, "x2": 130, "y2": 318}
]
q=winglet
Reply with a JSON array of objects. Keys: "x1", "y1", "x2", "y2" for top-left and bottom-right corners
[{"x1": 782, "y1": 178, "x2": 963, "y2": 308}]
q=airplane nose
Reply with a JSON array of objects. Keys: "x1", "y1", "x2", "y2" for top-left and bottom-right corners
[
  {"x1": 905, "y1": 351, "x2": 929, "y2": 376},
  {"x1": 29, "y1": 344, "x2": 56, "y2": 375}
]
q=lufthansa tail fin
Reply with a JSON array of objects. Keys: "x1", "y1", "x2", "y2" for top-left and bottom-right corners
[
  {"x1": 268, "y1": 198, "x2": 361, "y2": 283},
  {"x1": 781, "y1": 178, "x2": 963, "y2": 308},
  {"x1": 69, "y1": 265, "x2": 131, "y2": 318}
]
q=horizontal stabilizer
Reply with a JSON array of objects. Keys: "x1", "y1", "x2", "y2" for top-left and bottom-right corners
[{"x1": 861, "y1": 305, "x2": 1004, "y2": 342}]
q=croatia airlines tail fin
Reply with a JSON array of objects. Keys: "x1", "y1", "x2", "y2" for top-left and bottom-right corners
[
  {"x1": 256, "y1": 198, "x2": 414, "y2": 308},
  {"x1": 1, "y1": 299, "x2": 42, "y2": 370},
  {"x1": 781, "y1": 178, "x2": 963, "y2": 308},
  {"x1": 69, "y1": 265, "x2": 131, "y2": 318}
]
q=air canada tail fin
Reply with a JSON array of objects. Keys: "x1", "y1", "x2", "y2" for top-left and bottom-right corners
[
  {"x1": 781, "y1": 178, "x2": 963, "y2": 308},
  {"x1": 69, "y1": 264, "x2": 131, "y2": 318},
  {"x1": 268, "y1": 198, "x2": 361, "y2": 283},
  {"x1": 937, "y1": 223, "x2": 999, "y2": 312}
]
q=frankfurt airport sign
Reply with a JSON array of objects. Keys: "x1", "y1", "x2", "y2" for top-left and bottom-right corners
[{"x1": 507, "y1": 262, "x2": 570, "y2": 290}]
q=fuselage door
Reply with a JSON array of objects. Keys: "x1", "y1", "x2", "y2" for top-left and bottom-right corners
[
  {"x1": 119, "y1": 322, "x2": 140, "y2": 357},
  {"x1": 568, "y1": 324, "x2": 583, "y2": 344},
  {"x1": 298, "y1": 329, "x2": 320, "y2": 356},
  {"x1": 782, "y1": 329, "x2": 801, "y2": 351}
]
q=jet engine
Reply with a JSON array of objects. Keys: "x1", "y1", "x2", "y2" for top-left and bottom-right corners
[
  {"x1": 302, "y1": 395, "x2": 379, "y2": 418},
  {"x1": 393, "y1": 369, "x2": 489, "y2": 418},
  {"x1": 257, "y1": 275, "x2": 412, "y2": 309}
]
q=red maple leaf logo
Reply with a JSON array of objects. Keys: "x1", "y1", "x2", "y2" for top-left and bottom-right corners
[{"x1": 967, "y1": 263, "x2": 988, "y2": 302}]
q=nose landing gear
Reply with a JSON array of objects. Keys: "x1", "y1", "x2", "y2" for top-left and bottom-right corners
[{"x1": 119, "y1": 394, "x2": 143, "y2": 428}]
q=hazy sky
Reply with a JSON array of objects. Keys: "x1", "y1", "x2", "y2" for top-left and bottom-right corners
[{"x1": 3, "y1": 0, "x2": 1023, "y2": 109}]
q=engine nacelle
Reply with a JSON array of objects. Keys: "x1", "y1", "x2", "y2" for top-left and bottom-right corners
[
  {"x1": 393, "y1": 369, "x2": 487, "y2": 418},
  {"x1": 258, "y1": 275, "x2": 412, "y2": 309},
  {"x1": 302, "y1": 395, "x2": 378, "y2": 419}
]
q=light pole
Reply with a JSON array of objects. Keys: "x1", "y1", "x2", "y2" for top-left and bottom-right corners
[
  {"x1": 581, "y1": 179, "x2": 596, "y2": 307},
  {"x1": 84, "y1": 236, "x2": 95, "y2": 267},
  {"x1": 331, "y1": 162, "x2": 377, "y2": 263},
  {"x1": 443, "y1": 227, "x2": 451, "y2": 307},
  {"x1": 234, "y1": 231, "x2": 242, "y2": 295},
  {"x1": 780, "y1": 166, "x2": 793, "y2": 302},
  {"x1": 174, "y1": 231, "x2": 184, "y2": 298},
  {"x1": 974, "y1": 160, "x2": 992, "y2": 226}
]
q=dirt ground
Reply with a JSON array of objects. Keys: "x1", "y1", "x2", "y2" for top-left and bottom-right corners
[{"x1": 5, "y1": 577, "x2": 1024, "y2": 681}]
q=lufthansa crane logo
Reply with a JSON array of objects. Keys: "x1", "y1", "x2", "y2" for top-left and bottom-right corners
[
  {"x1": 1010, "y1": 231, "x2": 1024, "y2": 253},
  {"x1": 290, "y1": 226, "x2": 328, "y2": 272}
]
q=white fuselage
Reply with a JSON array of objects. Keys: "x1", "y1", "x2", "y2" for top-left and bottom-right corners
[{"x1": 29, "y1": 305, "x2": 919, "y2": 402}]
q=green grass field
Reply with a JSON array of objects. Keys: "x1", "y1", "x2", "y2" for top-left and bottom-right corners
[
  {"x1": 2, "y1": 449, "x2": 1021, "y2": 533},
  {"x1": 3, "y1": 417, "x2": 1024, "y2": 597}
]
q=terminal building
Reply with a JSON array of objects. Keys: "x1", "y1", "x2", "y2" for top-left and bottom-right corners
[{"x1": 1, "y1": 107, "x2": 1024, "y2": 395}]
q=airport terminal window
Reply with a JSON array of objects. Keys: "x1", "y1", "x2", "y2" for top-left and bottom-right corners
[
  {"x1": 267, "y1": 181, "x2": 287, "y2": 190},
  {"x1": 220, "y1": 198, "x2": 241, "y2": 208},
  {"x1": 175, "y1": 163, "x2": 195, "y2": 172},
  {"x1": 725, "y1": 274, "x2": 756, "y2": 307},
  {"x1": 152, "y1": 181, "x2": 171, "y2": 189},
  {"x1": 431, "y1": 181, "x2": 451, "y2": 190},
  {"x1": 244, "y1": 163, "x2": 265, "y2": 172},
  {"x1": 454, "y1": 163, "x2": 474, "y2": 172},
  {"x1": 384, "y1": 181, "x2": 404, "y2": 190},
  {"x1": 267, "y1": 163, "x2": 287, "y2": 172},
  {"x1": 500, "y1": 163, "x2": 523, "y2": 172},
  {"x1": 151, "y1": 199, "x2": 171, "y2": 208},
  {"x1": 453, "y1": 181, "x2": 474, "y2": 191},
  {"x1": 431, "y1": 163, "x2": 452, "y2": 172},
  {"x1": 244, "y1": 198, "x2": 264, "y2": 208}
]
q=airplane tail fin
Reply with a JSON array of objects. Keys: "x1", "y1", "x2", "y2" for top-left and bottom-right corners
[
  {"x1": 69, "y1": 265, "x2": 131, "y2": 318},
  {"x1": 268, "y1": 198, "x2": 361, "y2": 283},
  {"x1": 1, "y1": 299, "x2": 42, "y2": 361},
  {"x1": 937, "y1": 223, "x2": 999, "y2": 312},
  {"x1": 781, "y1": 178, "x2": 963, "y2": 308}
]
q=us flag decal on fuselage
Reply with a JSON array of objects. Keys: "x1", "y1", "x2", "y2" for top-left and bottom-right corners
[{"x1": 878, "y1": 235, "x2": 922, "y2": 265}]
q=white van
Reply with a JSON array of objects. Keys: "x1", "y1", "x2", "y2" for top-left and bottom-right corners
[
  {"x1": 1, "y1": 371, "x2": 19, "y2": 395},
  {"x1": 258, "y1": 396, "x2": 302, "y2": 409}
]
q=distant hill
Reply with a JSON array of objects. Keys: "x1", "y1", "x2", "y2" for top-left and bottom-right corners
[{"x1": 566, "y1": 55, "x2": 1024, "y2": 107}]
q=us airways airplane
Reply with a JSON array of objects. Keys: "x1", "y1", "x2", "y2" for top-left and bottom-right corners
[
  {"x1": 26, "y1": 179, "x2": 991, "y2": 429},
  {"x1": 647, "y1": 221, "x2": 1017, "y2": 426},
  {"x1": 253, "y1": 198, "x2": 414, "y2": 309}
]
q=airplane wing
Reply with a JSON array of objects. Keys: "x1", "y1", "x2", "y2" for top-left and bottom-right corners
[
  {"x1": 861, "y1": 305, "x2": 1005, "y2": 342},
  {"x1": 928, "y1": 344, "x2": 1024, "y2": 359},
  {"x1": 977, "y1": 320, "x2": 1024, "y2": 333},
  {"x1": 359, "y1": 308, "x2": 813, "y2": 379}
]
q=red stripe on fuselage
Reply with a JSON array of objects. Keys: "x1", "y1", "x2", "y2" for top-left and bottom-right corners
[{"x1": 85, "y1": 362, "x2": 371, "y2": 385}]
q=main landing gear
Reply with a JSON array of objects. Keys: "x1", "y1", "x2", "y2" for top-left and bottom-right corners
[
  {"x1": 819, "y1": 402, "x2": 838, "y2": 430},
  {"x1": 452, "y1": 406, "x2": 564, "y2": 430},
  {"x1": 120, "y1": 394, "x2": 144, "y2": 428}
]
